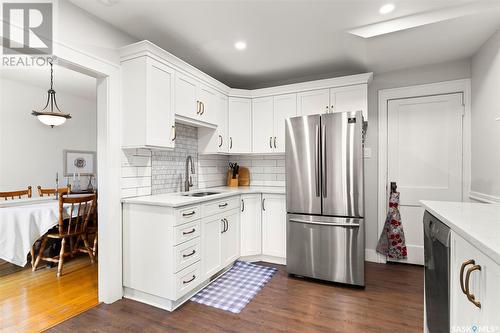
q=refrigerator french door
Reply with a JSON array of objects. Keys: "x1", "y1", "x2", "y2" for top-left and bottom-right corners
[{"x1": 285, "y1": 111, "x2": 365, "y2": 286}]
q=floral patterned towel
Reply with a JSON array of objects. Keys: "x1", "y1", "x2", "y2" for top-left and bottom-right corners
[{"x1": 376, "y1": 192, "x2": 408, "y2": 259}]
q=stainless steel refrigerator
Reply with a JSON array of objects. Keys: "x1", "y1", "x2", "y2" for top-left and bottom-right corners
[{"x1": 285, "y1": 111, "x2": 365, "y2": 286}]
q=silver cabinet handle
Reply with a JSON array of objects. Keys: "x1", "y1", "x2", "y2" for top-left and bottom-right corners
[
  {"x1": 224, "y1": 218, "x2": 229, "y2": 232},
  {"x1": 315, "y1": 125, "x2": 320, "y2": 197},
  {"x1": 230, "y1": 137, "x2": 233, "y2": 149},
  {"x1": 269, "y1": 136, "x2": 273, "y2": 149},
  {"x1": 171, "y1": 125, "x2": 176, "y2": 142},
  {"x1": 182, "y1": 211, "x2": 196, "y2": 217},
  {"x1": 182, "y1": 249, "x2": 196, "y2": 258},
  {"x1": 182, "y1": 228, "x2": 196, "y2": 235},
  {"x1": 274, "y1": 137, "x2": 277, "y2": 148},
  {"x1": 219, "y1": 203, "x2": 228, "y2": 208},
  {"x1": 262, "y1": 198, "x2": 266, "y2": 211},
  {"x1": 322, "y1": 124, "x2": 327, "y2": 198},
  {"x1": 200, "y1": 102, "x2": 205, "y2": 115},
  {"x1": 196, "y1": 101, "x2": 200, "y2": 114},
  {"x1": 221, "y1": 218, "x2": 227, "y2": 233},
  {"x1": 218, "y1": 135, "x2": 223, "y2": 147},
  {"x1": 183, "y1": 275, "x2": 196, "y2": 284},
  {"x1": 241, "y1": 199, "x2": 244, "y2": 212}
]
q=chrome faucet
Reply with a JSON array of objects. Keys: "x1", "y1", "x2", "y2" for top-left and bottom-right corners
[{"x1": 184, "y1": 155, "x2": 195, "y2": 191}]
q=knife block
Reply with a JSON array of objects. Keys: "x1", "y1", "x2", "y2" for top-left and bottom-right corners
[{"x1": 226, "y1": 170, "x2": 239, "y2": 187}]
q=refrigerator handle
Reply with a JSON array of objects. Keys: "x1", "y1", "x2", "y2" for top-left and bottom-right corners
[
  {"x1": 315, "y1": 125, "x2": 320, "y2": 197},
  {"x1": 322, "y1": 124, "x2": 327, "y2": 198}
]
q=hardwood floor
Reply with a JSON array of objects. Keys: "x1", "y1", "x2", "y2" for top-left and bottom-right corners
[
  {"x1": 50, "y1": 262, "x2": 423, "y2": 333},
  {"x1": 0, "y1": 256, "x2": 98, "y2": 333}
]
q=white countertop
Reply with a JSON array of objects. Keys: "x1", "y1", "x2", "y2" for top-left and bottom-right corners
[
  {"x1": 421, "y1": 200, "x2": 500, "y2": 265},
  {"x1": 122, "y1": 186, "x2": 285, "y2": 208}
]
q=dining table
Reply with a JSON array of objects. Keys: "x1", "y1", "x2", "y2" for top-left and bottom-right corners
[{"x1": 0, "y1": 197, "x2": 70, "y2": 267}]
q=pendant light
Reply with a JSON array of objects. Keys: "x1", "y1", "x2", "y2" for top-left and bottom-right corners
[{"x1": 31, "y1": 62, "x2": 71, "y2": 127}]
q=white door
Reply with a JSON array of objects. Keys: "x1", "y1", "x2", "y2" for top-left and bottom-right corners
[
  {"x1": 252, "y1": 97, "x2": 274, "y2": 153},
  {"x1": 202, "y1": 216, "x2": 222, "y2": 279},
  {"x1": 387, "y1": 93, "x2": 464, "y2": 265},
  {"x1": 297, "y1": 89, "x2": 329, "y2": 116},
  {"x1": 216, "y1": 94, "x2": 229, "y2": 153},
  {"x1": 175, "y1": 73, "x2": 198, "y2": 118},
  {"x1": 240, "y1": 194, "x2": 262, "y2": 257},
  {"x1": 329, "y1": 84, "x2": 367, "y2": 116},
  {"x1": 198, "y1": 84, "x2": 217, "y2": 125},
  {"x1": 262, "y1": 194, "x2": 286, "y2": 258},
  {"x1": 221, "y1": 210, "x2": 240, "y2": 267},
  {"x1": 273, "y1": 93, "x2": 297, "y2": 153},
  {"x1": 147, "y1": 58, "x2": 175, "y2": 148},
  {"x1": 228, "y1": 97, "x2": 252, "y2": 153}
]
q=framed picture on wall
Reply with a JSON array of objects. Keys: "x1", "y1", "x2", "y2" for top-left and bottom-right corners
[{"x1": 64, "y1": 150, "x2": 96, "y2": 176}]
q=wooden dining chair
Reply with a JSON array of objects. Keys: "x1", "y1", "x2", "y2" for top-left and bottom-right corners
[
  {"x1": 0, "y1": 186, "x2": 32, "y2": 200},
  {"x1": 37, "y1": 185, "x2": 71, "y2": 197},
  {"x1": 32, "y1": 194, "x2": 96, "y2": 277}
]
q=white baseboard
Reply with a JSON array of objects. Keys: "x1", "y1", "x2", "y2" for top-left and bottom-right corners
[
  {"x1": 365, "y1": 249, "x2": 380, "y2": 263},
  {"x1": 470, "y1": 191, "x2": 500, "y2": 204}
]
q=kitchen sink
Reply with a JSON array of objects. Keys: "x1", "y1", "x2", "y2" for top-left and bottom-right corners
[{"x1": 182, "y1": 191, "x2": 220, "y2": 197}]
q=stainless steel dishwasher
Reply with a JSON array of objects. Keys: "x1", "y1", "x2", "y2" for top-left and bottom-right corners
[{"x1": 424, "y1": 211, "x2": 451, "y2": 333}]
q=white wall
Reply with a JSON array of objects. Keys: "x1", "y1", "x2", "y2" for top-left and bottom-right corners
[
  {"x1": 365, "y1": 59, "x2": 471, "y2": 252},
  {"x1": 0, "y1": 77, "x2": 97, "y2": 192},
  {"x1": 471, "y1": 28, "x2": 500, "y2": 200}
]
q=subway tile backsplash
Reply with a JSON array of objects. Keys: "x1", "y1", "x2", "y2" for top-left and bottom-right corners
[{"x1": 121, "y1": 124, "x2": 285, "y2": 198}]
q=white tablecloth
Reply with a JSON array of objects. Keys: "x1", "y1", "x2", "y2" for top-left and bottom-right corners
[{"x1": 0, "y1": 200, "x2": 67, "y2": 266}]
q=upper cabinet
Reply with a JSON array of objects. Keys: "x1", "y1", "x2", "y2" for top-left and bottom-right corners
[
  {"x1": 298, "y1": 84, "x2": 368, "y2": 119},
  {"x1": 228, "y1": 97, "x2": 252, "y2": 154},
  {"x1": 198, "y1": 92, "x2": 229, "y2": 154},
  {"x1": 252, "y1": 94, "x2": 296, "y2": 154},
  {"x1": 175, "y1": 72, "x2": 217, "y2": 127},
  {"x1": 121, "y1": 55, "x2": 176, "y2": 149}
]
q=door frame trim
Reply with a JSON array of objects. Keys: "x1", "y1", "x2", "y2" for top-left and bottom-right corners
[{"x1": 377, "y1": 79, "x2": 471, "y2": 264}]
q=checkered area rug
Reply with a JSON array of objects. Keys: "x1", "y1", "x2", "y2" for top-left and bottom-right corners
[{"x1": 190, "y1": 260, "x2": 277, "y2": 313}]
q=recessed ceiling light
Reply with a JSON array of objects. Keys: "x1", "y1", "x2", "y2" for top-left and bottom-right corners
[
  {"x1": 379, "y1": 3, "x2": 395, "y2": 14},
  {"x1": 234, "y1": 41, "x2": 247, "y2": 51}
]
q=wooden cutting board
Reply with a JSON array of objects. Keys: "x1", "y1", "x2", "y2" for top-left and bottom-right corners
[{"x1": 238, "y1": 167, "x2": 250, "y2": 186}]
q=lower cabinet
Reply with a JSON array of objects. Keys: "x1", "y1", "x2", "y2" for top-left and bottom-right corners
[
  {"x1": 240, "y1": 194, "x2": 262, "y2": 257},
  {"x1": 261, "y1": 194, "x2": 286, "y2": 259},
  {"x1": 202, "y1": 208, "x2": 240, "y2": 280},
  {"x1": 451, "y1": 231, "x2": 500, "y2": 330}
]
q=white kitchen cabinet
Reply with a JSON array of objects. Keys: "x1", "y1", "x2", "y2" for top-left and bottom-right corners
[
  {"x1": 240, "y1": 194, "x2": 262, "y2": 257},
  {"x1": 451, "y1": 232, "x2": 500, "y2": 330},
  {"x1": 261, "y1": 194, "x2": 286, "y2": 259},
  {"x1": 252, "y1": 97, "x2": 274, "y2": 153},
  {"x1": 273, "y1": 93, "x2": 297, "y2": 152},
  {"x1": 297, "y1": 89, "x2": 330, "y2": 116},
  {"x1": 329, "y1": 84, "x2": 367, "y2": 117},
  {"x1": 228, "y1": 97, "x2": 252, "y2": 153},
  {"x1": 221, "y1": 210, "x2": 240, "y2": 267},
  {"x1": 201, "y1": 215, "x2": 222, "y2": 279},
  {"x1": 175, "y1": 72, "x2": 217, "y2": 126},
  {"x1": 198, "y1": 92, "x2": 229, "y2": 154},
  {"x1": 121, "y1": 56, "x2": 175, "y2": 149}
]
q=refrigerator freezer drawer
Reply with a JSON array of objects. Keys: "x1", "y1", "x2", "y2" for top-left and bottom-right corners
[{"x1": 286, "y1": 214, "x2": 365, "y2": 286}]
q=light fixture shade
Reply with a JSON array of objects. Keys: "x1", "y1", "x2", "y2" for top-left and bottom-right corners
[{"x1": 32, "y1": 111, "x2": 71, "y2": 127}]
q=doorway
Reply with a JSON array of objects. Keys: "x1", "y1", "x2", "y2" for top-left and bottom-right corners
[{"x1": 378, "y1": 80, "x2": 471, "y2": 265}]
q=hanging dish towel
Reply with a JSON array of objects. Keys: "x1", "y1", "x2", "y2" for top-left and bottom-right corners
[{"x1": 376, "y1": 192, "x2": 408, "y2": 259}]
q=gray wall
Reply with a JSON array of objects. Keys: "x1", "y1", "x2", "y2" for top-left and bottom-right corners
[
  {"x1": 364, "y1": 59, "x2": 471, "y2": 252},
  {"x1": 471, "y1": 28, "x2": 500, "y2": 199}
]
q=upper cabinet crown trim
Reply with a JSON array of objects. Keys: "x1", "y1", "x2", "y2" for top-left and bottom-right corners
[{"x1": 120, "y1": 40, "x2": 373, "y2": 100}]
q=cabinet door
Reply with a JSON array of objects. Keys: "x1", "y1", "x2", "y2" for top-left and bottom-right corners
[
  {"x1": 202, "y1": 216, "x2": 222, "y2": 279},
  {"x1": 252, "y1": 97, "x2": 274, "y2": 153},
  {"x1": 240, "y1": 194, "x2": 262, "y2": 257},
  {"x1": 261, "y1": 194, "x2": 286, "y2": 258},
  {"x1": 216, "y1": 94, "x2": 229, "y2": 153},
  {"x1": 329, "y1": 84, "x2": 367, "y2": 118},
  {"x1": 198, "y1": 84, "x2": 217, "y2": 125},
  {"x1": 297, "y1": 89, "x2": 329, "y2": 116},
  {"x1": 451, "y1": 232, "x2": 483, "y2": 330},
  {"x1": 221, "y1": 210, "x2": 240, "y2": 267},
  {"x1": 175, "y1": 73, "x2": 198, "y2": 118},
  {"x1": 147, "y1": 58, "x2": 175, "y2": 148},
  {"x1": 228, "y1": 97, "x2": 252, "y2": 153},
  {"x1": 273, "y1": 93, "x2": 297, "y2": 153}
]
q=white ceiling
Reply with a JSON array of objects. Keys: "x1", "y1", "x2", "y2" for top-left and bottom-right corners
[
  {"x1": 1, "y1": 64, "x2": 97, "y2": 100},
  {"x1": 70, "y1": 0, "x2": 500, "y2": 89}
]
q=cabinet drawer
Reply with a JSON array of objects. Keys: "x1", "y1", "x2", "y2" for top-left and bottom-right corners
[
  {"x1": 173, "y1": 238, "x2": 201, "y2": 273},
  {"x1": 174, "y1": 205, "x2": 201, "y2": 225},
  {"x1": 175, "y1": 261, "x2": 201, "y2": 299},
  {"x1": 173, "y1": 220, "x2": 201, "y2": 245},
  {"x1": 202, "y1": 197, "x2": 239, "y2": 217}
]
